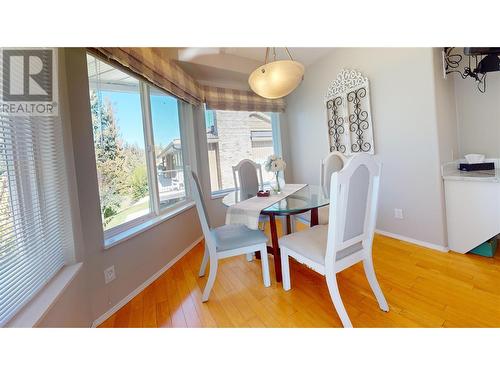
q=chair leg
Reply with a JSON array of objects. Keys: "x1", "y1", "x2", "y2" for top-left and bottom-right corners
[
  {"x1": 199, "y1": 243, "x2": 209, "y2": 277},
  {"x1": 325, "y1": 272, "x2": 353, "y2": 328},
  {"x1": 281, "y1": 249, "x2": 291, "y2": 291},
  {"x1": 259, "y1": 246, "x2": 271, "y2": 287},
  {"x1": 202, "y1": 255, "x2": 218, "y2": 302},
  {"x1": 363, "y1": 256, "x2": 389, "y2": 312},
  {"x1": 246, "y1": 253, "x2": 254, "y2": 262}
]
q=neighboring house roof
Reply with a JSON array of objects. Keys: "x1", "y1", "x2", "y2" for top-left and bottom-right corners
[{"x1": 157, "y1": 139, "x2": 182, "y2": 159}]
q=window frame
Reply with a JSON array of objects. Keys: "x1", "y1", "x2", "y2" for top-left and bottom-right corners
[
  {"x1": 204, "y1": 109, "x2": 283, "y2": 197},
  {"x1": 86, "y1": 54, "x2": 191, "y2": 242}
]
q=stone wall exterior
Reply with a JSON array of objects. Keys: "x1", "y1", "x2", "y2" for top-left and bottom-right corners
[{"x1": 213, "y1": 110, "x2": 274, "y2": 190}]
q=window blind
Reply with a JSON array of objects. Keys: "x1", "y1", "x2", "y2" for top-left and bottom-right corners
[
  {"x1": 0, "y1": 113, "x2": 72, "y2": 326},
  {"x1": 202, "y1": 85, "x2": 286, "y2": 112}
]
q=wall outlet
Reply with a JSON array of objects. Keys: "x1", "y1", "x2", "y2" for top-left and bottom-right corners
[
  {"x1": 104, "y1": 265, "x2": 116, "y2": 284},
  {"x1": 394, "y1": 208, "x2": 404, "y2": 219}
]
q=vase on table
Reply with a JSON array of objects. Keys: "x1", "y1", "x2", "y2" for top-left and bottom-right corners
[
  {"x1": 265, "y1": 154, "x2": 286, "y2": 195},
  {"x1": 273, "y1": 171, "x2": 282, "y2": 194}
]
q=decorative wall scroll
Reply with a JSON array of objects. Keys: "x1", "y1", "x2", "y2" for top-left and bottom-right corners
[{"x1": 325, "y1": 69, "x2": 375, "y2": 155}]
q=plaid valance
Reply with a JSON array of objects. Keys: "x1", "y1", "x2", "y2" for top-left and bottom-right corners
[
  {"x1": 203, "y1": 85, "x2": 286, "y2": 113},
  {"x1": 88, "y1": 47, "x2": 204, "y2": 106},
  {"x1": 87, "y1": 48, "x2": 286, "y2": 112}
]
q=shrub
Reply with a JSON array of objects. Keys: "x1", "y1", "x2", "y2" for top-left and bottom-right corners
[{"x1": 130, "y1": 165, "x2": 148, "y2": 201}]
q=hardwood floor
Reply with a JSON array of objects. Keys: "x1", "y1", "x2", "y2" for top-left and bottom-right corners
[{"x1": 98, "y1": 224, "x2": 500, "y2": 328}]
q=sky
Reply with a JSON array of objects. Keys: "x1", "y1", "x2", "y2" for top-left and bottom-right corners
[{"x1": 103, "y1": 90, "x2": 180, "y2": 150}]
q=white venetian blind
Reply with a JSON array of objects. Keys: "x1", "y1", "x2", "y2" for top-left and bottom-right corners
[{"x1": 0, "y1": 113, "x2": 72, "y2": 326}]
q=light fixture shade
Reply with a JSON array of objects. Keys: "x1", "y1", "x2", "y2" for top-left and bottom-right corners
[{"x1": 248, "y1": 60, "x2": 305, "y2": 99}]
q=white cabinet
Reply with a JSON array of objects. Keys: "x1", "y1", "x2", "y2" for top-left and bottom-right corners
[{"x1": 443, "y1": 160, "x2": 500, "y2": 253}]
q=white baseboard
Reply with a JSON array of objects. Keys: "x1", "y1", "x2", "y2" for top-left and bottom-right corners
[
  {"x1": 375, "y1": 230, "x2": 448, "y2": 253},
  {"x1": 92, "y1": 236, "x2": 204, "y2": 327}
]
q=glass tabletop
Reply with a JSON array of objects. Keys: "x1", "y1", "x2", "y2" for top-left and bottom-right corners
[{"x1": 221, "y1": 184, "x2": 330, "y2": 214}]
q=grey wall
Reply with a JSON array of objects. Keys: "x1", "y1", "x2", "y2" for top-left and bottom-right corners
[
  {"x1": 285, "y1": 48, "x2": 449, "y2": 247},
  {"x1": 454, "y1": 62, "x2": 500, "y2": 158},
  {"x1": 431, "y1": 48, "x2": 460, "y2": 247},
  {"x1": 39, "y1": 48, "x2": 202, "y2": 326},
  {"x1": 433, "y1": 49, "x2": 459, "y2": 165}
]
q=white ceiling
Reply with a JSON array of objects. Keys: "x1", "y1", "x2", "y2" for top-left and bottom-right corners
[
  {"x1": 222, "y1": 48, "x2": 332, "y2": 67},
  {"x1": 169, "y1": 47, "x2": 333, "y2": 90}
]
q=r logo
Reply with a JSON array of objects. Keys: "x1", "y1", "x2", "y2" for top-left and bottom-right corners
[{"x1": 2, "y1": 49, "x2": 53, "y2": 102}]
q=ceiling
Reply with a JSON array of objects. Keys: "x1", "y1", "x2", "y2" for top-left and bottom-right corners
[
  {"x1": 165, "y1": 47, "x2": 333, "y2": 90},
  {"x1": 87, "y1": 54, "x2": 138, "y2": 91},
  {"x1": 223, "y1": 48, "x2": 332, "y2": 67}
]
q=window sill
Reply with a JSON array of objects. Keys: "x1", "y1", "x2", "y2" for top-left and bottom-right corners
[
  {"x1": 6, "y1": 262, "x2": 83, "y2": 327},
  {"x1": 104, "y1": 200, "x2": 195, "y2": 250}
]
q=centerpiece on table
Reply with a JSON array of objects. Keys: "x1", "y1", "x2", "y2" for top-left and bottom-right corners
[{"x1": 265, "y1": 154, "x2": 286, "y2": 194}]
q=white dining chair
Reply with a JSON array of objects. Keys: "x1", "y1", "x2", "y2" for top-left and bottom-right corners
[
  {"x1": 232, "y1": 159, "x2": 264, "y2": 198},
  {"x1": 232, "y1": 158, "x2": 286, "y2": 248},
  {"x1": 294, "y1": 151, "x2": 348, "y2": 226},
  {"x1": 188, "y1": 167, "x2": 271, "y2": 302},
  {"x1": 279, "y1": 154, "x2": 389, "y2": 327}
]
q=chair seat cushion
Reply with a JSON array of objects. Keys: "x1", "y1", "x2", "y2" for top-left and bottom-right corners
[
  {"x1": 295, "y1": 206, "x2": 330, "y2": 225},
  {"x1": 279, "y1": 225, "x2": 363, "y2": 264},
  {"x1": 212, "y1": 224, "x2": 268, "y2": 251}
]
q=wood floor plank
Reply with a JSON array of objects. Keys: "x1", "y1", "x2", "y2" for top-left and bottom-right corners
[
  {"x1": 153, "y1": 275, "x2": 172, "y2": 327},
  {"x1": 173, "y1": 264, "x2": 202, "y2": 328},
  {"x1": 112, "y1": 303, "x2": 131, "y2": 328},
  {"x1": 142, "y1": 286, "x2": 157, "y2": 328},
  {"x1": 178, "y1": 257, "x2": 217, "y2": 328},
  {"x1": 164, "y1": 268, "x2": 188, "y2": 328},
  {"x1": 156, "y1": 300, "x2": 172, "y2": 328},
  {"x1": 98, "y1": 234, "x2": 500, "y2": 328},
  {"x1": 98, "y1": 314, "x2": 116, "y2": 328},
  {"x1": 244, "y1": 316, "x2": 267, "y2": 328}
]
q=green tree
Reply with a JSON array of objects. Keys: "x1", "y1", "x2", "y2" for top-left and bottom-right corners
[
  {"x1": 130, "y1": 164, "x2": 148, "y2": 200},
  {"x1": 90, "y1": 91, "x2": 127, "y2": 225}
]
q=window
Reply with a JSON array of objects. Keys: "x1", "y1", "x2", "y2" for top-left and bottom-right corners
[
  {"x1": 86, "y1": 54, "x2": 189, "y2": 237},
  {"x1": 150, "y1": 87, "x2": 186, "y2": 211},
  {"x1": 0, "y1": 114, "x2": 72, "y2": 327},
  {"x1": 205, "y1": 109, "x2": 280, "y2": 194}
]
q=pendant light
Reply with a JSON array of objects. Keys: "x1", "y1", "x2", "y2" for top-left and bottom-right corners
[{"x1": 249, "y1": 48, "x2": 305, "y2": 99}]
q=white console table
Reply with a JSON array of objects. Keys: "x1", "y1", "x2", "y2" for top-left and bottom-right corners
[{"x1": 442, "y1": 159, "x2": 500, "y2": 253}]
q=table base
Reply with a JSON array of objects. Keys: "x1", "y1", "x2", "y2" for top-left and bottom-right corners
[{"x1": 259, "y1": 207, "x2": 319, "y2": 282}]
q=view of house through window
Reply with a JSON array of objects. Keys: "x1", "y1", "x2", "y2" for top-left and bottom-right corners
[
  {"x1": 150, "y1": 86, "x2": 186, "y2": 210},
  {"x1": 205, "y1": 109, "x2": 277, "y2": 193},
  {"x1": 87, "y1": 54, "x2": 187, "y2": 234}
]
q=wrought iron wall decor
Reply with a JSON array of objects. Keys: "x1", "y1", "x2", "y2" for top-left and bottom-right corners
[{"x1": 325, "y1": 69, "x2": 374, "y2": 155}]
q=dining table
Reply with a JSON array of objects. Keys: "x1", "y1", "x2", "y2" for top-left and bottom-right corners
[{"x1": 222, "y1": 184, "x2": 330, "y2": 282}]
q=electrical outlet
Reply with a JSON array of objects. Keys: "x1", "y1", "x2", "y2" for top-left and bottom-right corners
[
  {"x1": 394, "y1": 208, "x2": 404, "y2": 219},
  {"x1": 104, "y1": 265, "x2": 116, "y2": 284}
]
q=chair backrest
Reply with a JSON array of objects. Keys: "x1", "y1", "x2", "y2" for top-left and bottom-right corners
[
  {"x1": 232, "y1": 159, "x2": 264, "y2": 199},
  {"x1": 320, "y1": 151, "x2": 348, "y2": 197},
  {"x1": 187, "y1": 167, "x2": 216, "y2": 250},
  {"x1": 325, "y1": 154, "x2": 381, "y2": 266}
]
